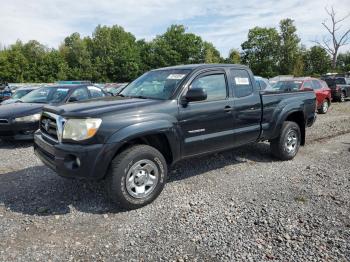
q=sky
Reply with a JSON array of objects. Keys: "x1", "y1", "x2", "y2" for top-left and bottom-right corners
[{"x1": 0, "y1": 0, "x2": 349, "y2": 57}]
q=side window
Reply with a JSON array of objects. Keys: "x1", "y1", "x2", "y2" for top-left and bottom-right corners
[
  {"x1": 231, "y1": 69, "x2": 253, "y2": 97},
  {"x1": 190, "y1": 73, "x2": 227, "y2": 101},
  {"x1": 88, "y1": 86, "x2": 105, "y2": 98},
  {"x1": 70, "y1": 88, "x2": 89, "y2": 101},
  {"x1": 303, "y1": 81, "x2": 313, "y2": 89},
  {"x1": 311, "y1": 80, "x2": 322, "y2": 90},
  {"x1": 258, "y1": 80, "x2": 267, "y2": 90}
]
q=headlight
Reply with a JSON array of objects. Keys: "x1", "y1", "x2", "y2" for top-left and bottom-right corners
[
  {"x1": 15, "y1": 113, "x2": 41, "y2": 122},
  {"x1": 63, "y1": 118, "x2": 102, "y2": 141}
]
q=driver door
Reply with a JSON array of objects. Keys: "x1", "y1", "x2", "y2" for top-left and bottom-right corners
[{"x1": 178, "y1": 70, "x2": 235, "y2": 157}]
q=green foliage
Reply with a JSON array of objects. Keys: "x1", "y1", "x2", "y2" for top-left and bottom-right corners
[
  {"x1": 304, "y1": 46, "x2": 331, "y2": 76},
  {"x1": 279, "y1": 19, "x2": 301, "y2": 75},
  {"x1": 202, "y1": 42, "x2": 222, "y2": 63},
  {"x1": 336, "y1": 52, "x2": 350, "y2": 72},
  {"x1": 0, "y1": 21, "x2": 348, "y2": 83},
  {"x1": 240, "y1": 19, "x2": 340, "y2": 77},
  {"x1": 241, "y1": 27, "x2": 280, "y2": 77},
  {"x1": 225, "y1": 49, "x2": 241, "y2": 64},
  {"x1": 142, "y1": 25, "x2": 222, "y2": 68}
]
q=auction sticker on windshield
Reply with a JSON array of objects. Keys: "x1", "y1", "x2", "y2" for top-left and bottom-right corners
[
  {"x1": 235, "y1": 77, "x2": 250, "y2": 85},
  {"x1": 167, "y1": 74, "x2": 186, "y2": 80}
]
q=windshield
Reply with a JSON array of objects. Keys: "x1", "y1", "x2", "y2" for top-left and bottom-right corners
[
  {"x1": 325, "y1": 78, "x2": 346, "y2": 86},
  {"x1": 120, "y1": 69, "x2": 191, "y2": 99},
  {"x1": 12, "y1": 89, "x2": 32, "y2": 99},
  {"x1": 20, "y1": 86, "x2": 70, "y2": 103},
  {"x1": 273, "y1": 80, "x2": 302, "y2": 91}
]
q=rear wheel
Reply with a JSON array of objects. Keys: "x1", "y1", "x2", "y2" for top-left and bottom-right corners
[
  {"x1": 340, "y1": 92, "x2": 345, "y2": 102},
  {"x1": 318, "y1": 100, "x2": 329, "y2": 114},
  {"x1": 106, "y1": 145, "x2": 167, "y2": 209},
  {"x1": 270, "y1": 121, "x2": 301, "y2": 161}
]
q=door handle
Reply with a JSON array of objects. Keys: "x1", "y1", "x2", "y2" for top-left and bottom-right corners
[{"x1": 224, "y1": 106, "x2": 233, "y2": 112}]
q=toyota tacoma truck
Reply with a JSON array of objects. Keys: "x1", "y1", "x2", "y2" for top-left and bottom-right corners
[{"x1": 34, "y1": 64, "x2": 317, "y2": 209}]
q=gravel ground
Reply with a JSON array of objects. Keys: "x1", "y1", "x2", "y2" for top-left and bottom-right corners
[{"x1": 0, "y1": 101, "x2": 349, "y2": 261}]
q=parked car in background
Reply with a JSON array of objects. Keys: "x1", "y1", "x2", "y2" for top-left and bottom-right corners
[
  {"x1": 0, "y1": 83, "x2": 12, "y2": 102},
  {"x1": 57, "y1": 80, "x2": 92, "y2": 85},
  {"x1": 0, "y1": 84, "x2": 107, "y2": 140},
  {"x1": 269, "y1": 75, "x2": 294, "y2": 86},
  {"x1": 322, "y1": 77, "x2": 350, "y2": 102},
  {"x1": 104, "y1": 83, "x2": 128, "y2": 96},
  {"x1": 273, "y1": 77, "x2": 331, "y2": 114},
  {"x1": 34, "y1": 64, "x2": 316, "y2": 209},
  {"x1": 254, "y1": 76, "x2": 272, "y2": 90},
  {"x1": 1, "y1": 86, "x2": 40, "y2": 105}
]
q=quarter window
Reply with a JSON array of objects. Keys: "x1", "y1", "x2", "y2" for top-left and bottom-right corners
[
  {"x1": 190, "y1": 74, "x2": 227, "y2": 101},
  {"x1": 231, "y1": 69, "x2": 253, "y2": 97}
]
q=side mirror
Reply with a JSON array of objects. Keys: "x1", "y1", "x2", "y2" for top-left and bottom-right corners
[
  {"x1": 68, "y1": 96, "x2": 78, "y2": 102},
  {"x1": 182, "y1": 88, "x2": 207, "y2": 104}
]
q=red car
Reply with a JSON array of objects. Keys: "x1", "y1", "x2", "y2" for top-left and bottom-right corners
[{"x1": 273, "y1": 78, "x2": 332, "y2": 114}]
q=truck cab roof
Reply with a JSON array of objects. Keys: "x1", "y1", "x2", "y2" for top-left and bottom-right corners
[{"x1": 152, "y1": 64, "x2": 249, "y2": 71}]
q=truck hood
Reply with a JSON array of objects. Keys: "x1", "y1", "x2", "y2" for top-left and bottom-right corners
[
  {"x1": 43, "y1": 96, "x2": 164, "y2": 117},
  {"x1": 0, "y1": 102, "x2": 44, "y2": 119}
]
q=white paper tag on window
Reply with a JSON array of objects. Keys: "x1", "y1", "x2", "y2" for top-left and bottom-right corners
[
  {"x1": 167, "y1": 74, "x2": 186, "y2": 80},
  {"x1": 235, "y1": 77, "x2": 250, "y2": 85},
  {"x1": 57, "y1": 88, "x2": 69, "y2": 92}
]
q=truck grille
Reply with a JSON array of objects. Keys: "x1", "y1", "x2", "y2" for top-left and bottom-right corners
[{"x1": 40, "y1": 113, "x2": 59, "y2": 141}]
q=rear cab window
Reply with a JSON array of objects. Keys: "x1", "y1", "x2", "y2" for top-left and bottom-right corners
[{"x1": 230, "y1": 69, "x2": 253, "y2": 97}]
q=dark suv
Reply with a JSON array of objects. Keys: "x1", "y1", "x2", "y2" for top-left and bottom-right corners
[{"x1": 323, "y1": 77, "x2": 350, "y2": 102}]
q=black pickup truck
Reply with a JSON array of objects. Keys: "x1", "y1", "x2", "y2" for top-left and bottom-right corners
[{"x1": 34, "y1": 64, "x2": 317, "y2": 209}]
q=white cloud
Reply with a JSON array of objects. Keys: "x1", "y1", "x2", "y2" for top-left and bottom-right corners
[{"x1": 0, "y1": 0, "x2": 349, "y2": 56}]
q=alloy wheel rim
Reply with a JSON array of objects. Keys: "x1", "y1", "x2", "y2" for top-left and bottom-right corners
[
  {"x1": 285, "y1": 130, "x2": 298, "y2": 154},
  {"x1": 125, "y1": 159, "x2": 159, "y2": 199},
  {"x1": 323, "y1": 101, "x2": 328, "y2": 112}
]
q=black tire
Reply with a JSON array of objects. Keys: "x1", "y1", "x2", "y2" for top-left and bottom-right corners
[
  {"x1": 318, "y1": 99, "x2": 329, "y2": 114},
  {"x1": 106, "y1": 144, "x2": 167, "y2": 209},
  {"x1": 270, "y1": 121, "x2": 301, "y2": 161}
]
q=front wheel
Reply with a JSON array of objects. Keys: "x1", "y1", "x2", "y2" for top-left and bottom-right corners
[
  {"x1": 106, "y1": 145, "x2": 167, "y2": 209},
  {"x1": 318, "y1": 100, "x2": 329, "y2": 114},
  {"x1": 270, "y1": 121, "x2": 301, "y2": 161}
]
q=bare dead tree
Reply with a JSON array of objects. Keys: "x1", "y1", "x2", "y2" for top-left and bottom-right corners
[{"x1": 314, "y1": 7, "x2": 350, "y2": 69}]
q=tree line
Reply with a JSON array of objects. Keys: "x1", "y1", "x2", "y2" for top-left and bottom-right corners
[{"x1": 0, "y1": 21, "x2": 349, "y2": 83}]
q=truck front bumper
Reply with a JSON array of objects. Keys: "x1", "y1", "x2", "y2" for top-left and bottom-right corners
[{"x1": 34, "y1": 132, "x2": 118, "y2": 180}]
